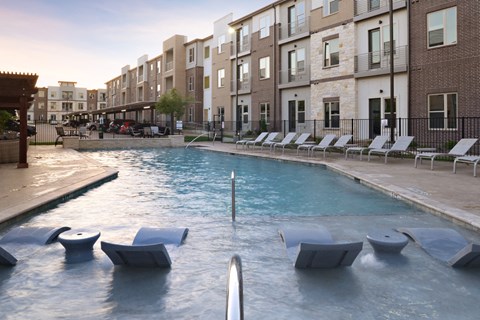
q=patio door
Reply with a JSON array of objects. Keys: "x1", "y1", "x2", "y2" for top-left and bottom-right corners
[
  {"x1": 369, "y1": 98, "x2": 381, "y2": 139},
  {"x1": 288, "y1": 100, "x2": 296, "y2": 132},
  {"x1": 368, "y1": 28, "x2": 381, "y2": 69}
]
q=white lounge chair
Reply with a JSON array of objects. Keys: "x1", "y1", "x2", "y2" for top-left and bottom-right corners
[
  {"x1": 271, "y1": 132, "x2": 297, "y2": 153},
  {"x1": 279, "y1": 226, "x2": 363, "y2": 268},
  {"x1": 235, "y1": 132, "x2": 268, "y2": 149},
  {"x1": 345, "y1": 135, "x2": 389, "y2": 160},
  {"x1": 78, "y1": 126, "x2": 91, "y2": 139},
  {"x1": 297, "y1": 134, "x2": 336, "y2": 156},
  {"x1": 415, "y1": 138, "x2": 478, "y2": 170},
  {"x1": 368, "y1": 136, "x2": 414, "y2": 163},
  {"x1": 246, "y1": 132, "x2": 279, "y2": 149},
  {"x1": 101, "y1": 227, "x2": 188, "y2": 268},
  {"x1": 453, "y1": 155, "x2": 480, "y2": 177},
  {"x1": 311, "y1": 134, "x2": 352, "y2": 158},
  {"x1": 274, "y1": 133, "x2": 311, "y2": 155},
  {"x1": 397, "y1": 227, "x2": 480, "y2": 267}
]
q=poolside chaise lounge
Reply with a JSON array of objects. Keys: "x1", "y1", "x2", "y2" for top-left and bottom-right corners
[
  {"x1": 101, "y1": 227, "x2": 188, "y2": 268},
  {"x1": 274, "y1": 133, "x2": 311, "y2": 155},
  {"x1": 279, "y1": 226, "x2": 363, "y2": 268},
  {"x1": 345, "y1": 135, "x2": 389, "y2": 160},
  {"x1": 268, "y1": 132, "x2": 297, "y2": 153},
  {"x1": 235, "y1": 132, "x2": 268, "y2": 149},
  {"x1": 368, "y1": 136, "x2": 414, "y2": 164},
  {"x1": 311, "y1": 134, "x2": 353, "y2": 158},
  {"x1": 453, "y1": 155, "x2": 480, "y2": 177},
  {"x1": 245, "y1": 132, "x2": 279, "y2": 149},
  {"x1": 0, "y1": 226, "x2": 71, "y2": 266},
  {"x1": 397, "y1": 227, "x2": 480, "y2": 267},
  {"x1": 414, "y1": 138, "x2": 478, "y2": 170},
  {"x1": 297, "y1": 134, "x2": 336, "y2": 156}
]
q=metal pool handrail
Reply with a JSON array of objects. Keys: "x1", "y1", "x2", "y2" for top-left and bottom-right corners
[
  {"x1": 185, "y1": 132, "x2": 208, "y2": 149},
  {"x1": 226, "y1": 254, "x2": 244, "y2": 320}
]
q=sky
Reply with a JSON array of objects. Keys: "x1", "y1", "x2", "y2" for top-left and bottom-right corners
[{"x1": 0, "y1": 0, "x2": 274, "y2": 89}]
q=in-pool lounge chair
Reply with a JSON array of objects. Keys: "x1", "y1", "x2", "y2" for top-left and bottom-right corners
[
  {"x1": 414, "y1": 138, "x2": 478, "y2": 170},
  {"x1": 235, "y1": 132, "x2": 268, "y2": 149},
  {"x1": 101, "y1": 227, "x2": 188, "y2": 268},
  {"x1": 368, "y1": 136, "x2": 414, "y2": 164},
  {"x1": 297, "y1": 134, "x2": 336, "y2": 156},
  {"x1": 274, "y1": 133, "x2": 311, "y2": 155},
  {"x1": 246, "y1": 132, "x2": 279, "y2": 149},
  {"x1": 311, "y1": 134, "x2": 353, "y2": 158},
  {"x1": 453, "y1": 155, "x2": 480, "y2": 177},
  {"x1": 345, "y1": 135, "x2": 389, "y2": 160},
  {"x1": 279, "y1": 226, "x2": 363, "y2": 268},
  {"x1": 0, "y1": 226, "x2": 71, "y2": 266},
  {"x1": 269, "y1": 132, "x2": 297, "y2": 153},
  {"x1": 397, "y1": 227, "x2": 480, "y2": 267}
]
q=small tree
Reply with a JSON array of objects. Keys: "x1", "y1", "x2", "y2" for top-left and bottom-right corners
[
  {"x1": 0, "y1": 109, "x2": 14, "y2": 135},
  {"x1": 155, "y1": 88, "x2": 193, "y2": 134}
]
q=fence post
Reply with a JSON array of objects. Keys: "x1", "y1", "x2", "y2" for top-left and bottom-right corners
[
  {"x1": 313, "y1": 119, "x2": 316, "y2": 140},
  {"x1": 461, "y1": 117, "x2": 465, "y2": 138},
  {"x1": 398, "y1": 118, "x2": 402, "y2": 137}
]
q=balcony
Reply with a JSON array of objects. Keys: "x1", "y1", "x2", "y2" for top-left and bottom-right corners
[
  {"x1": 279, "y1": 16, "x2": 310, "y2": 43},
  {"x1": 279, "y1": 67, "x2": 310, "y2": 88},
  {"x1": 230, "y1": 38, "x2": 251, "y2": 58},
  {"x1": 354, "y1": 0, "x2": 406, "y2": 21},
  {"x1": 165, "y1": 61, "x2": 173, "y2": 72},
  {"x1": 230, "y1": 77, "x2": 251, "y2": 95},
  {"x1": 354, "y1": 45, "x2": 408, "y2": 78}
]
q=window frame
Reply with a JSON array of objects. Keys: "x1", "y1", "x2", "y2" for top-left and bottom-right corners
[
  {"x1": 204, "y1": 76, "x2": 210, "y2": 89},
  {"x1": 323, "y1": 0, "x2": 339, "y2": 16},
  {"x1": 260, "y1": 102, "x2": 270, "y2": 125},
  {"x1": 324, "y1": 101, "x2": 340, "y2": 129},
  {"x1": 259, "y1": 56, "x2": 270, "y2": 80},
  {"x1": 428, "y1": 92, "x2": 458, "y2": 130},
  {"x1": 217, "y1": 69, "x2": 225, "y2": 88},
  {"x1": 427, "y1": 6, "x2": 457, "y2": 49},
  {"x1": 259, "y1": 15, "x2": 270, "y2": 39},
  {"x1": 323, "y1": 37, "x2": 339, "y2": 67}
]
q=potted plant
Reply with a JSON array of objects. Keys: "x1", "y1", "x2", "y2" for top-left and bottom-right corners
[
  {"x1": 0, "y1": 109, "x2": 14, "y2": 140},
  {"x1": 0, "y1": 109, "x2": 21, "y2": 163}
]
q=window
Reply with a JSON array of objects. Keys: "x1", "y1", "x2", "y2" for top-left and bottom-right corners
[
  {"x1": 368, "y1": 0, "x2": 380, "y2": 11},
  {"x1": 188, "y1": 107, "x2": 193, "y2": 122},
  {"x1": 383, "y1": 25, "x2": 397, "y2": 55},
  {"x1": 324, "y1": 101, "x2": 339, "y2": 128},
  {"x1": 79, "y1": 93, "x2": 84, "y2": 99},
  {"x1": 217, "y1": 69, "x2": 225, "y2": 87},
  {"x1": 237, "y1": 63, "x2": 249, "y2": 87},
  {"x1": 218, "y1": 34, "x2": 226, "y2": 53},
  {"x1": 298, "y1": 100, "x2": 306, "y2": 124},
  {"x1": 188, "y1": 76, "x2": 194, "y2": 91},
  {"x1": 78, "y1": 103, "x2": 84, "y2": 110},
  {"x1": 204, "y1": 76, "x2": 210, "y2": 89},
  {"x1": 259, "y1": 57, "x2": 270, "y2": 80},
  {"x1": 157, "y1": 61, "x2": 161, "y2": 73},
  {"x1": 324, "y1": 38, "x2": 339, "y2": 67},
  {"x1": 204, "y1": 46, "x2": 210, "y2": 59},
  {"x1": 260, "y1": 102, "x2": 270, "y2": 124},
  {"x1": 323, "y1": 0, "x2": 339, "y2": 16},
  {"x1": 242, "y1": 105, "x2": 249, "y2": 124},
  {"x1": 428, "y1": 93, "x2": 457, "y2": 129},
  {"x1": 50, "y1": 91, "x2": 56, "y2": 98},
  {"x1": 38, "y1": 91, "x2": 45, "y2": 98},
  {"x1": 384, "y1": 98, "x2": 396, "y2": 128},
  {"x1": 237, "y1": 25, "x2": 249, "y2": 52},
  {"x1": 428, "y1": 7, "x2": 457, "y2": 48},
  {"x1": 189, "y1": 47, "x2": 195, "y2": 63},
  {"x1": 288, "y1": 2, "x2": 306, "y2": 36},
  {"x1": 288, "y1": 48, "x2": 306, "y2": 80},
  {"x1": 62, "y1": 91, "x2": 73, "y2": 100},
  {"x1": 259, "y1": 15, "x2": 270, "y2": 38},
  {"x1": 39, "y1": 103, "x2": 44, "y2": 109}
]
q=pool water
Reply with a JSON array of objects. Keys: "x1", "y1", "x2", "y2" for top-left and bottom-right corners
[{"x1": 1, "y1": 148, "x2": 479, "y2": 319}]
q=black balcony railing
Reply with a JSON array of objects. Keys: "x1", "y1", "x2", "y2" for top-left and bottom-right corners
[
  {"x1": 354, "y1": 0, "x2": 405, "y2": 17},
  {"x1": 354, "y1": 45, "x2": 408, "y2": 75}
]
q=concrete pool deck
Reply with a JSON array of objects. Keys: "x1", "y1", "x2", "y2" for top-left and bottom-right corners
[{"x1": 0, "y1": 143, "x2": 479, "y2": 231}]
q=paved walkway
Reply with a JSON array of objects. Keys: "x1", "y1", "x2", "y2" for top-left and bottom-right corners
[{"x1": 1, "y1": 143, "x2": 479, "y2": 231}]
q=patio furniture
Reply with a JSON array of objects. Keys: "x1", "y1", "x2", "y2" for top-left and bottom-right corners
[
  {"x1": 345, "y1": 135, "x2": 389, "y2": 160},
  {"x1": 236, "y1": 132, "x2": 268, "y2": 149},
  {"x1": 78, "y1": 126, "x2": 91, "y2": 139},
  {"x1": 58, "y1": 229, "x2": 101, "y2": 253},
  {"x1": 453, "y1": 155, "x2": 480, "y2": 177},
  {"x1": 311, "y1": 134, "x2": 353, "y2": 158},
  {"x1": 366, "y1": 229, "x2": 409, "y2": 253},
  {"x1": 0, "y1": 226, "x2": 71, "y2": 245},
  {"x1": 415, "y1": 138, "x2": 478, "y2": 170},
  {"x1": 297, "y1": 134, "x2": 336, "y2": 156},
  {"x1": 0, "y1": 247, "x2": 18, "y2": 266},
  {"x1": 274, "y1": 132, "x2": 311, "y2": 154},
  {"x1": 246, "y1": 132, "x2": 279, "y2": 149},
  {"x1": 368, "y1": 136, "x2": 414, "y2": 164},
  {"x1": 54, "y1": 127, "x2": 67, "y2": 147},
  {"x1": 262, "y1": 132, "x2": 295, "y2": 151},
  {"x1": 269, "y1": 132, "x2": 297, "y2": 153}
]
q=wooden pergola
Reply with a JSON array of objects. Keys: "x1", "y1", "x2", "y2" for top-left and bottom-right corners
[{"x1": 0, "y1": 72, "x2": 38, "y2": 168}]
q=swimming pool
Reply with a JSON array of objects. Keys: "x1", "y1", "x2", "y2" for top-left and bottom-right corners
[{"x1": 1, "y1": 148, "x2": 479, "y2": 319}]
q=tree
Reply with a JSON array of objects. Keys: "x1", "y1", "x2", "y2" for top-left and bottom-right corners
[{"x1": 154, "y1": 88, "x2": 194, "y2": 134}]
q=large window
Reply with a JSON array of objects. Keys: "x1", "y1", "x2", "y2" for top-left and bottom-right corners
[
  {"x1": 428, "y1": 93, "x2": 457, "y2": 129},
  {"x1": 298, "y1": 100, "x2": 306, "y2": 124},
  {"x1": 188, "y1": 76, "x2": 194, "y2": 91},
  {"x1": 288, "y1": 48, "x2": 306, "y2": 81},
  {"x1": 259, "y1": 57, "x2": 270, "y2": 80},
  {"x1": 217, "y1": 69, "x2": 225, "y2": 88},
  {"x1": 384, "y1": 98, "x2": 396, "y2": 128},
  {"x1": 323, "y1": 38, "x2": 339, "y2": 67},
  {"x1": 204, "y1": 76, "x2": 210, "y2": 89},
  {"x1": 259, "y1": 15, "x2": 270, "y2": 38},
  {"x1": 218, "y1": 34, "x2": 226, "y2": 54},
  {"x1": 242, "y1": 105, "x2": 249, "y2": 124},
  {"x1": 188, "y1": 48, "x2": 195, "y2": 63},
  {"x1": 324, "y1": 101, "x2": 339, "y2": 128},
  {"x1": 427, "y1": 6, "x2": 457, "y2": 48},
  {"x1": 204, "y1": 46, "x2": 210, "y2": 59},
  {"x1": 260, "y1": 102, "x2": 270, "y2": 124},
  {"x1": 288, "y1": 2, "x2": 305, "y2": 36},
  {"x1": 237, "y1": 25, "x2": 249, "y2": 52},
  {"x1": 324, "y1": 0, "x2": 339, "y2": 16}
]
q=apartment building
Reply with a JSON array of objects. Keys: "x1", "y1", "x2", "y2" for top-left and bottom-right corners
[
  {"x1": 310, "y1": 0, "x2": 356, "y2": 137},
  {"x1": 29, "y1": 87, "x2": 48, "y2": 122},
  {"x1": 185, "y1": 38, "x2": 206, "y2": 124},
  {"x1": 409, "y1": 0, "x2": 480, "y2": 138},
  {"x1": 202, "y1": 36, "x2": 214, "y2": 122},
  {"x1": 47, "y1": 81, "x2": 87, "y2": 123}
]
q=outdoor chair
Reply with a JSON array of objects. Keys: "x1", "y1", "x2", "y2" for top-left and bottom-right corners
[
  {"x1": 279, "y1": 225, "x2": 363, "y2": 268},
  {"x1": 54, "y1": 126, "x2": 67, "y2": 147},
  {"x1": 345, "y1": 135, "x2": 389, "y2": 160},
  {"x1": 78, "y1": 126, "x2": 91, "y2": 139},
  {"x1": 143, "y1": 126, "x2": 153, "y2": 138},
  {"x1": 246, "y1": 132, "x2": 279, "y2": 149},
  {"x1": 151, "y1": 126, "x2": 166, "y2": 137},
  {"x1": 269, "y1": 132, "x2": 297, "y2": 153},
  {"x1": 311, "y1": 134, "x2": 353, "y2": 158},
  {"x1": 368, "y1": 136, "x2": 414, "y2": 164},
  {"x1": 274, "y1": 133, "x2": 311, "y2": 155},
  {"x1": 297, "y1": 134, "x2": 336, "y2": 156},
  {"x1": 453, "y1": 155, "x2": 480, "y2": 177},
  {"x1": 262, "y1": 132, "x2": 295, "y2": 151},
  {"x1": 414, "y1": 138, "x2": 478, "y2": 170},
  {"x1": 236, "y1": 132, "x2": 268, "y2": 149}
]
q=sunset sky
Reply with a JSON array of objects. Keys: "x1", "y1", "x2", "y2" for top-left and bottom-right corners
[{"x1": 0, "y1": 0, "x2": 273, "y2": 89}]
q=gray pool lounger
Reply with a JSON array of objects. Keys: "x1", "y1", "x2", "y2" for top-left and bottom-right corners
[
  {"x1": 397, "y1": 227, "x2": 480, "y2": 267},
  {"x1": 101, "y1": 227, "x2": 188, "y2": 268},
  {"x1": 279, "y1": 226, "x2": 363, "y2": 268},
  {"x1": 0, "y1": 226, "x2": 71, "y2": 266}
]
